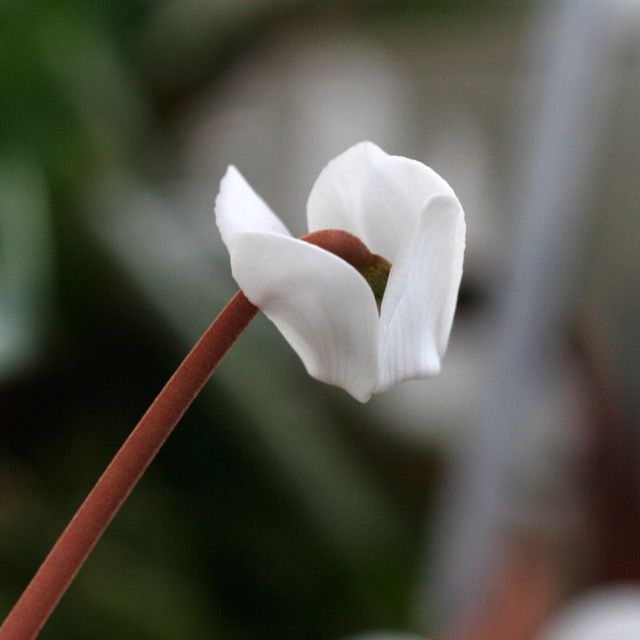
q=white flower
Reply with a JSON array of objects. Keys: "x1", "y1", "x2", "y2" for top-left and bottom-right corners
[
  {"x1": 540, "y1": 587, "x2": 640, "y2": 640},
  {"x1": 214, "y1": 141, "x2": 465, "y2": 402}
]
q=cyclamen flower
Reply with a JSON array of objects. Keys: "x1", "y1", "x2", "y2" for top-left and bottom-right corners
[{"x1": 215, "y1": 141, "x2": 465, "y2": 402}]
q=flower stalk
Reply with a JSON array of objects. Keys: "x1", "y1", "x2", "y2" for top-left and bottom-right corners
[
  {"x1": 0, "y1": 292, "x2": 259, "y2": 640},
  {"x1": 0, "y1": 230, "x2": 381, "y2": 640}
]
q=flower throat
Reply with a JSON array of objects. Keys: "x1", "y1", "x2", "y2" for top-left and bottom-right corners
[{"x1": 302, "y1": 229, "x2": 391, "y2": 312}]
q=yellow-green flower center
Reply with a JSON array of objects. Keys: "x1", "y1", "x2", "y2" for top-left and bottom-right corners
[
  {"x1": 302, "y1": 229, "x2": 391, "y2": 313},
  {"x1": 358, "y1": 255, "x2": 391, "y2": 312}
]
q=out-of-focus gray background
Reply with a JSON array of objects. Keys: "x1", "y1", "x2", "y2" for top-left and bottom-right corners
[{"x1": 1, "y1": 1, "x2": 639, "y2": 638}]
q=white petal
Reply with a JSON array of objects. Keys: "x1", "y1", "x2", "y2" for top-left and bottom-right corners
[
  {"x1": 215, "y1": 166, "x2": 290, "y2": 249},
  {"x1": 376, "y1": 194, "x2": 465, "y2": 393},
  {"x1": 307, "y1": 141, "x2": 454, "y2": 262},
  {"x1": 228, "y1": 232, "x2": 379, "y2": 402}
]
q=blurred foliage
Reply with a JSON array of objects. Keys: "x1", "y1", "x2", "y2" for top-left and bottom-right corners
[
  {"x1": 0, "y1": 0, "x2": 478, "y2": 637},
  {"x1": 1, "y1": 0, "x2": 146, "y2": 183}
]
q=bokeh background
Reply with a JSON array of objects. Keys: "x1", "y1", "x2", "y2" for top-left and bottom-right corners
[{"x1": 2, "y1": 1, "x2": 640, "y2": 639}]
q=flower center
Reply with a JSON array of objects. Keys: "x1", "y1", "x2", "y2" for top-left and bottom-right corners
[
  {"x1": 301, "y1": 229, "x2": 391, "y2": 312},
  {"x1": 359, "y1": 256, "x2": 391, "y2": 311}
]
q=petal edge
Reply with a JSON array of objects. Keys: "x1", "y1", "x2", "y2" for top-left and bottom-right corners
[
  {"x1": 376, "y1": 193, "x2": 465, "y2": 392},
  {"x1": 215, "y1": 166, "x2": 290, "y2": 250},
  {"x1": 307, "y1": 141, "x2": 455, "y2": 262},
  {"x1": 228, "y1": 232, "x2": 380, "y2": 401}
]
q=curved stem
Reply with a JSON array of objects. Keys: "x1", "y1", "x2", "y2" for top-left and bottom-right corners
[
  {"x1": 0, "y1": 292, "x2": 258, "y2": 640},
  {"x1": 1, "y1": 228, "x2": 378, "y2": 640}
]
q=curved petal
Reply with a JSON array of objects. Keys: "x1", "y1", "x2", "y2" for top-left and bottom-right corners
[
  {"x1": 215, "y1": 166, "x2": 290, "y2": 249},
  {"x1": 307, "y1": 141, "x2": 454, "y2": 262},
  {"x1": 228, "y1": 232, "x2": 380, "y2": 402},
  {"x1": 376, "y1": 194, "x2": 465, "y2": 393}
]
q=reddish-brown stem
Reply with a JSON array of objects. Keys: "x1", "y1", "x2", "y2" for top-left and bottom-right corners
[
  {"x1": 0, "y1": 292, "x2": 258, "y2": 640},
  {"x1": 0, "y1": 228, "x2": 378, "y2": 640}
]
